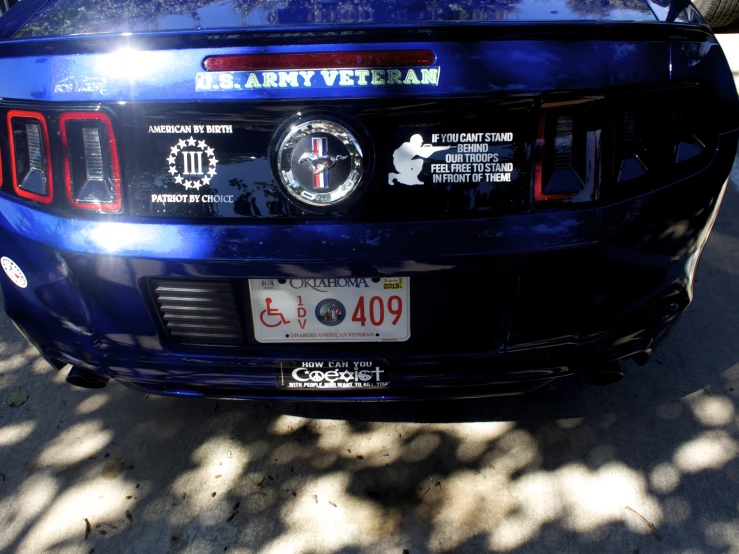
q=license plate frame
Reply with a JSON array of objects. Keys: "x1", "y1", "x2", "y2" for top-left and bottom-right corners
[{"x1": 249, "y1": 277, "x2": 411, "y2": 343}]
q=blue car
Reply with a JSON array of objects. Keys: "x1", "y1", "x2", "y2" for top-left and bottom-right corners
[{"x1": 0, "y1": 0, "x2": 737, "y2": 400}]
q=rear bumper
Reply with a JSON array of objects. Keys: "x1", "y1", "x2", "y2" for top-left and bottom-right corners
[{"x1": 0, "y1": 132, "x2": 735, "y2": 399}]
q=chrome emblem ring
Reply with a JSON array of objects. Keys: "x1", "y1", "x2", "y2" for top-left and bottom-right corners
[{"x1": 276, "y1": 119, "x2": 364, "y2": 207}]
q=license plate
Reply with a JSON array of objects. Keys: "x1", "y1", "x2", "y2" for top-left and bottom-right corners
[
  {"x1": 249, "y1": 277, "x2": 410, "y2": 343},
  {"x1": 276, "y1": 360, "x2": 390, "y2": 389}
]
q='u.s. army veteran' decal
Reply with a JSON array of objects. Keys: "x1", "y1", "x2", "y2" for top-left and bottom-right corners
[{"x1": 196, "y1": 67, "x2": 440, "y2": 92}]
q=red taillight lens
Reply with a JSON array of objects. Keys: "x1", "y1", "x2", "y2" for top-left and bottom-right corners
[
  {"x1": 7, "y1": 110, "x2": 53, "y2": 204},
  {"x1": 203, "y1": 50, "x2": 436, "y2": 71},
  {"x1": 60, "y1": 112, "x2": 121, "y2": 212}
]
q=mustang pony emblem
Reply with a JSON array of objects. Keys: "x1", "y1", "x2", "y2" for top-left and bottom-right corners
[
  {"x1": 276, "y1": 119, "x2": 363, "y2": 204},
  {"x1": 298, "y1": 151, "x2": 347, "y2": 174}
]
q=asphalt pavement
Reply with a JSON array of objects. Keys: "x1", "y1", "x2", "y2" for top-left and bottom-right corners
[{"x1": 2, "y1": 47, "x2": 739, "y2": 554}]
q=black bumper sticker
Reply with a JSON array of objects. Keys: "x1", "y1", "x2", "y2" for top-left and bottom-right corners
[{"x1": 276, "y1": 360, "x2": 390, "y2": 389}]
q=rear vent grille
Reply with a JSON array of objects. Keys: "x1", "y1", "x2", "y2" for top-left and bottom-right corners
[{"x1": 153, "y1": 280, "x2": 245, "y2": 346}]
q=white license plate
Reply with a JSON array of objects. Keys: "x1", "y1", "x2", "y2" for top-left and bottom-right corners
[{"x1": 249, "y1": 277, "x2": 410, "y2": 343}]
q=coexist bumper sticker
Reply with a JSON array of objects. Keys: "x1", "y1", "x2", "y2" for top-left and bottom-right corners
[{"x1": 276, "y1": 360, "x2": 390, "y2": 389}]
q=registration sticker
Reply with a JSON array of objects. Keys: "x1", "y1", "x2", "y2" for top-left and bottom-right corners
[
  {"x1": 249, "y1": 277, "x2": 410, "y2": 343},
  {"x1": 1, "y1": 257, "x2": 27, "y2": 288},
  {"x1": 276, "y1": 360, "x2": 390, "y2": 389}
]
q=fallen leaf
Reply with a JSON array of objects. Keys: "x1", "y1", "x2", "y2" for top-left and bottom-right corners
[
  {"x1": 356, "y1": 455, "x2": 364, "y2": 460},
  {"x1": 211, "y1": 492, "x2": 217, "y2": 497},
  {"x1": 84, "y1": 518, "x2": 91, "y2": 540},
  {"x1": 5, "y1": 387, "x2": 29, "y2": 407},
  {"x1": 125, "y1": 496, "x2": 132, "y2": 500},
  {"x1": 215, "y1": 474, "x2": 222, "y2": 479}
]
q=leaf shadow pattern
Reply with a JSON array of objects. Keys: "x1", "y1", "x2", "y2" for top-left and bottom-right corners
[{"x1": 1, "y1": 191, "x2": 739, "y2": 554}]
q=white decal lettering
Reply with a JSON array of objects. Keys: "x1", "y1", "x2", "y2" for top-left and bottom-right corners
[
  {"x1": 320, "y1": 70, "x2": 339, "y2": 86},
  {"x1": 298, "y1": 71, "x2": 315, "y2": 86},
  {"x1": 279, "y1": 72, "x2": 299, "y2": 88}
]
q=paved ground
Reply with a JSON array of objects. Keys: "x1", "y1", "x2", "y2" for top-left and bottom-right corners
[{"x1": 2, "y1": 40, "x2": 739, "y2": 554}]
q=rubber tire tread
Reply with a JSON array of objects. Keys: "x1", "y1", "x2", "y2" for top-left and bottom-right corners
[{"x1": 694, "y1": 0, "x2": 739, "y2": 28}]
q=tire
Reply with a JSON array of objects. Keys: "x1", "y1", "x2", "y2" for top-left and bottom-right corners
[{"x1": 694, "y1": 0, "x2": 739, "y2": 28}]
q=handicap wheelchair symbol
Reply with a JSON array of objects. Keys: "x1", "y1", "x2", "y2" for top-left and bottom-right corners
[{"x1": 260, "y1": 297, "x2": 291, "y2": 327}]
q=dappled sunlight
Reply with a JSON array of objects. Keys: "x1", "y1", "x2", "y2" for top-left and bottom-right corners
[
  {"x1": 674, "y1": 430, "x2": 738, "y2": 473},
  {"x1": 170, "y1": 436, "x2": 254, "y2": 519},
  {"x1": 0, "y1": 420, "x2": 36, "y2": 447},
  {"x1": 662, "y1": 495, "x2": 692, "y2": 524},
  {"x1": 74, "y1": 393, "x2": 111, "y2": 415},
  {"x1": 0, "y1": 473, "x2": 58, "y2": 552},
  {"x1": 262, "y1": 472, "x2": 400, "y2": 554},
  {"x1": 656, "y1": 401, "x2": 684, "y2": 420},
  {"x1": 269, "y1": 414, "x2": 309, "y2": 436},
  {"x1": 704, "y1": 521, "x2": 739, "y2": 553},
  {"x1": 401, "y1": 432, "x2": 442, "y2": 462},
  {"x1": 452, "y1": 421, "x2": 516, "y2": 462},
  {"x1": 559, "y1": 463, "x2": 660, "y2": 533},
  {"x1": 16, "y1": 476, "x2": 133, "y2": 554},
  {"x1": 689, "y1": 394, "x2": 735, "y2": 427},
  {"x1": 483, "y1": 428, "x2": 539, "y2": 474},
  {"x1": 649, "y1": 463, "x2": 681, "y2": 494},
  {"x1": 35, "y1": 421, "x2": 113, "y2": 468},
  {"x1": 429, "y1": 469, "x2": 518, "y2": 551}
]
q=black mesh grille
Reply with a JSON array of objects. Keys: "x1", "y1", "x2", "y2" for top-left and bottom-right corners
[{"x1": 153, "y1": 280, "x2": 245, "y2": 346}]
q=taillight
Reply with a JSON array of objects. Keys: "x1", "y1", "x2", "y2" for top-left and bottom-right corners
[
  {"x1": 533, "y1": 90, "x2": 712, "y2": 206},
  {"x1": 673, "y1": 103, "x2": 707, "y2": 165},
  {"x1": 7, "y1": 110, "x2": 53, "y2": 204},
  {"x1": 60, "y1": 112, "x2": 121, "y2": 212},
  {"x1": 534, "y1": 102, "x2": 600, "y2": 203}
]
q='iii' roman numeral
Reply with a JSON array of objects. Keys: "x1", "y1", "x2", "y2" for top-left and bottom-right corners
[{"x1": 182, "y1": 151, "x2": 203, "y2": 175}]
